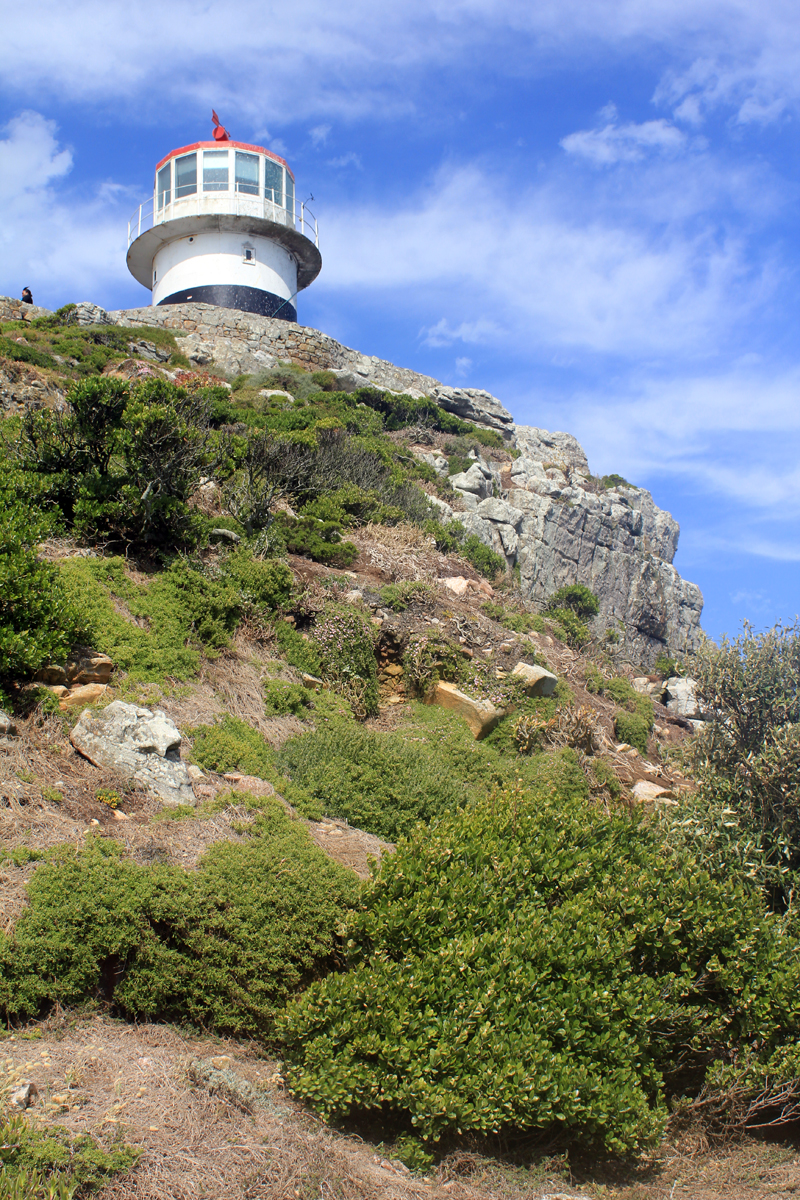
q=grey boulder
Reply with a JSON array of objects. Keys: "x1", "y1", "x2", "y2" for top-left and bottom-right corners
[
  {"x1": 70, "y1": 701, "x2": 195, "y2": 806},
  {"x1": 663, "y1": 676, "x2": 703, "y2": 720}
]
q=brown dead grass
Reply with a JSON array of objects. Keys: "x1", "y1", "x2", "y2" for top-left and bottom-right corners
[{"x1": 2, "y1": 1014, "x2": 797, "y2": 1200}]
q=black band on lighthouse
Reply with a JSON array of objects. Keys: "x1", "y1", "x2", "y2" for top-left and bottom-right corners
[{"x1": 158, "y1": 283, "x2": 297, "y2": 322}]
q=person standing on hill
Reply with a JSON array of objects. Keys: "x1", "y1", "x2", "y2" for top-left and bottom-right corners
[{"x1": 21, "y1": 287, "x2": 33, "y2": 305}]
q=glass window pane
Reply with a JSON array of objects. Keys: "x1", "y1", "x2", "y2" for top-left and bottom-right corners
[
  {"x1": 203, "y1": 149, "x2": 229, "y2": 191},
  {"x1": 157, "y1": 163, "x2": 171, "y2": 209},
  {"x1": 235, "y1": 152, "x2": 259, "y2": 196},
  {"x1": 175, "y1": 153, "x2": 197, "y2": 198},
  {"x1": 285, "y1": 171, "x2": 294, "y2": 213},
  {"x1": 264, "y1": 158, "x2": 283, "y2": 205}
]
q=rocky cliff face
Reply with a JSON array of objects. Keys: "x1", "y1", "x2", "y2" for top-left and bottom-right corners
[{"x1": 2, "y1": 297, "x2": 703, "y2": 665}]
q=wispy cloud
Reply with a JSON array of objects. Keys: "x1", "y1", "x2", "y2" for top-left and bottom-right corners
[
  {"x1": 327, "y1": 151, "x2": 363, "y2": 170},
  {"x1": 561, "y1": 109, "x2": 686, "y2": 165},
  {"x1": 310, "y1": 123, "x2": 331, "y2": 146},
  {"x1": 319, "y1": 158, "x2": 774, "y2": 358}
]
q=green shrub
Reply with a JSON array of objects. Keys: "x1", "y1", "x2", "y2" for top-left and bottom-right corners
[
  {"x1": 584, "y1": 665, "x2": 605, "y2": 693},
  {"x1": 0, "y1": 336, "x2": 55, "y2": 369},
  {"x1": 614, "y1": 711, "x2": 651, "y2": 754},
  {"x1": 278, "y1": 515, "x2": 359, "y2": 569},
  {"x1": 654, "y1": 654, "x2": 682, "y2": 678},
  {"x1": 462, "y1": 534, "x2": 505, "y2": 578},
  {"x1": 602, "y1": 473, "x2": 631, "y2": 489},
  {"x1": 311, "y1": 606, "x2": 379, "y2": 717},
  {"x1": 422, "y1": 518, "x2": 465, "y2": 554},
  {"x1": 481, "y1": 602, "x2": 543, "y2": 635},
  {"x1": 0, "y1": 476, "x2": 85, "y2": 686},
  {"x1": 264, "y1": 680, "x2": 313, "y2": 717},
  {"x1": 0, "y1": 809, "x2": 356, "y2": 1037},
  {"x1": 0, "y1": 1112, "x2": 139, "y2": 1198},
  {"x1": 19, "y1": 375, "x2": 215, "y2": 550},
  {"x1": 190, "y1": 714, "x2": 276, "y2": 778},
  {"x1": 279, "y1": 719, "x2": 467, "y2": 840},
  {"x1": 547, "y1": 606, "x2": 591, "y2": 649},
  {"x1": 403, "y1": 633, "x2": 465, "y2": 696},
  {"x1": 272, "y1": 621, "x2": 323, "y2": 676},
  {"x1": 547, "y1": 584, "x2": 599, "y2": 619},
  {"x1": 279, "y1": 786, "x2": 800, "y2": 1156},
  {"x1": 219, "y1": 549, "x2": 293, "y2": 610},
  {"x1": 684, "y1": 622, "x2": 800, "y2": 908},
  {"x1": 58, "y1": 557, "x2": 241, "y2": 681},
  {"x1": 378, "y1": 581, "x2": 433, "y2": 612}
]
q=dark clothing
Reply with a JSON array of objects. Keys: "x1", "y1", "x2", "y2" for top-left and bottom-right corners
[{"x1": 21, "y1": 289, "x2": 33, "y2": 305}]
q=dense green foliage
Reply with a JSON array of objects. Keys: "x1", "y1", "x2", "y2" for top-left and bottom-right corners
[
  {"x1": 546, "y1": 584, "x2": 600, "y2": 620},
  {"x1": 683, "y1": 623, "x2": 800, "y2": 906},
  {"x1": 278, "y1": 705, "x2": 586, "y2": 840},
  {"x1": 0, "y1": 802, "x2": 356, "y2": 1037},
  {"x1": 20, "y1": 376, "x2": 215, "y2": 548},
  {"x1": 190, "y1": 714, "x2": 279, "y2": 779},
  {"x1": 280, "y1": 784, "x2": 800, "y2": 1156},
  {"x1": 0, "y1": 1112, "x2": 138, "y2": 1199},
  {"x1": 0, "y1": 474, "x2": 85, "y2": 688}
]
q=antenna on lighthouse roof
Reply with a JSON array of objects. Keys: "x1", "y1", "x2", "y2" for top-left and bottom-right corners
[{"x1": 211, "y1": 110, "x2": 230, "y2": 141}]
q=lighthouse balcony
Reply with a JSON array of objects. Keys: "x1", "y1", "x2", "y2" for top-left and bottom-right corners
[{"x1": 127, "y1": 188, "x2": 319, "y2": 250}]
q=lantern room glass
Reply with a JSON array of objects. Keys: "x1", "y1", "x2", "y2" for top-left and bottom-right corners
[
  {"x1": 175, "y1": 153, "x2": 197, "y2": 198},
  {"x1": 264, "y1": 158, "x2": 283, "y2": 206},
  {"x1": 157, "y1": 163, "x2": 171, "y2": 210},
  {"x1": 203, "y1": 150, "x2": 229, "y2": 191},
  {"x1": 235, "y1": 152, "x2": 259, "y2": 196}
]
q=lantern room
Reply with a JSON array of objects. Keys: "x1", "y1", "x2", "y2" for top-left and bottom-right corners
[{"x1": 126, "y1": 117, "x2": 321, "y2": 322}]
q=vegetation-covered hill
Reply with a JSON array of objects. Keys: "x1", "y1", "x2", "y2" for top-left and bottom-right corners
[{"x1": 1, "y1": 310, "x2": 799, "y2": 1199}]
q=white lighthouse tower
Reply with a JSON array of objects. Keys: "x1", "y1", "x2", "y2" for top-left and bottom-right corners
[{"x1": 126, "y1": 114, "x2": 321, "y2": 321}]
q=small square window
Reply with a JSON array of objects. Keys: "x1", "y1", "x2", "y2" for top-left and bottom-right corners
[{"x1": 242, "y1": 243, "x2": 256, "y2": 264}]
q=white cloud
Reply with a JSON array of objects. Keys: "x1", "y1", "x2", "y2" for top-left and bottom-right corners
[
  {"x1": 310, "y1": 123, "x2": 331, "y2": 146},
  {"x1": 561, "y1": 117, "x2": 686, "y2": 165},
  {"x1": 0, "y1": 112, "x2": 137, "y2": 305},
  {"x1": 2, "y1": 0, "x2": 800, "y2": 128},
  {"x1": 318, "y1": 160, "x2": 771, "y2": 358},
  {"x1": 455, "y1": 355, "x2": 472, "y2": 376},
  {"x1": 327, "y1": 151, "x2": 363, "y2": 170}
]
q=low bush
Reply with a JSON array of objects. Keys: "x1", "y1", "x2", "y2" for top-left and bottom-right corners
[
  {"x1": 272, "y1": 621, "x2": 323, "y2": 677},
  {"x1": 58, "y1": 557, "x2": 241, "y2": 682},
  {"x1": 546, "y1": 584, "x2": 600, "y2": 619},
  {"x1": 422, "y1": 518, "x2": 466, "y2": 554},
  {"x1": 683, "y1": 622, "x2": 800, "y2": 908},
  {"x1": 0, "y1": 804, "x2": 356, "y2": 1037},
  {"x1": 462, "y1": 534, "x2": 505, "y2": 579},
  {"x1": 481, "y1": 601, "x2": 543, "y2": 635},
  {"x1": 0, "y1": 477, "x2": 85, "y2": 689},
  {"x1": 546, "y1": 606, "x2": 591, "y2": 648},
  {"x1": 276, "y1": 514, "x2": 359, "y2": 569},
  {"x1": 614, "y1": 711, "x2": 651, "y2": 754},
  {"x1": 219, "y1": 550, "x2": 293, "y2": 611},
  {"x1": 279, "y1": 718, "x2": 468, "y2": 840},
  {"x1": 378, "y1": 581, "x2": 433, "y2": 612},
  {"x1": 19, "y1": 375, "x2": 216, "y2": 550},
  {"x1": 190, "y1": 714, "x2": 276, "y2": 778},
  {"x1": 280, "y1": 785, "x2": 800, "y2": 1157},
  {"x1": 264, "y1": 680, "x2": 313, "y2": 717},
  {"x1": 311, "y1": 606, "x2": 379, "y2": 717},
  {"x1": 0, "y1": 1112, "x2": 138, "y2": 1198}
]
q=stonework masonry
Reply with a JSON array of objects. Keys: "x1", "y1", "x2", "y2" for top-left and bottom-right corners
[{"x1": 1, "y1": 297, "x2": 703, "y2": 664}]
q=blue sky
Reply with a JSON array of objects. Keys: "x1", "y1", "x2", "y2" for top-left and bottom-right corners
[{"x1": 2, "y1": 0, "x2": 799, "y2": 644}]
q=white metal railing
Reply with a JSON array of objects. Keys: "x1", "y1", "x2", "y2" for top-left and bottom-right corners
[{"x1": 127, "y1": 185, "x2": 319, "y2": 249}]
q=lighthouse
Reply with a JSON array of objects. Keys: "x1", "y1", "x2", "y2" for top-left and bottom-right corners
[{"x1": 126, "y1": 114, "x2": 321, "y2": 322}]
